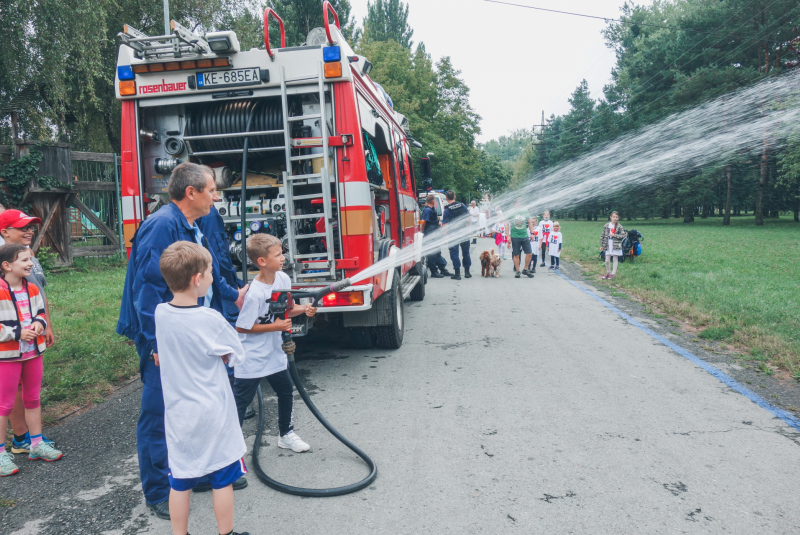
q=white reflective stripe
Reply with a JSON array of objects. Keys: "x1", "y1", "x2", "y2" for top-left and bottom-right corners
[
  {"x1": 414, "y1": 232, "x2": 423, "y2": 263},
  {"x1": 341, "y1": 181, "x2": 372, "y2": 208},
  {"x1": 384, "y1": 246, "x2": 399, "y2": 290},
  {"x1": 122, "y1": 196, "x2": 136, "y2": 220}
]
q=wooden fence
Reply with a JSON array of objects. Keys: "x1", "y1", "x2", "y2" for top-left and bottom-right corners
[{"x1": 0, "y1": 142, "x2": 123, "y2": 264}]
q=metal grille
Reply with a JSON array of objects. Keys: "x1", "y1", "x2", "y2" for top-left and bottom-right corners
[{"x1": 69, "y1": 157, "x2": 123, "y2": 253}]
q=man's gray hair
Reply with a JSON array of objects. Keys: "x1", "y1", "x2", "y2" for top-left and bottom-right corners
[{"x1": 168, "y1": 162, "x2": 212, "y2": 201}]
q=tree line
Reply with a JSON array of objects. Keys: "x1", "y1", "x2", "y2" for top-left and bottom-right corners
[
  {"x1": 0, "y1": 0, "x2": 507, "y2": 200},
  {"x1": 483, "y1": 0, "x2": 800, "y2": 225}
]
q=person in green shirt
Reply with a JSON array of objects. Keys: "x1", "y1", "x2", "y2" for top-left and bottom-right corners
[{"x1": 505, "y1": 200, "x2": 535, "y2": 278}]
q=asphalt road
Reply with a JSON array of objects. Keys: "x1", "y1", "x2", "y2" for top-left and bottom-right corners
[{"x1": 4, "y1": 238, "x2": 800, "y2": 534}]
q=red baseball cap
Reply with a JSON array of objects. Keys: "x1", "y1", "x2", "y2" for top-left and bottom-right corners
[{"x1": 0, "y1": 209, "x2": 42, "y2": 230}]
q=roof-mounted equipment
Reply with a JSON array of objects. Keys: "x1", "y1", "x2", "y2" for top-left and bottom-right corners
[{"x1": 118, "y1": 20, "x2": 210, "y2": 59}]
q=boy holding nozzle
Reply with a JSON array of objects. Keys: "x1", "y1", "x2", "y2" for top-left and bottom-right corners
[{"x1": 232, "y1": 234, "x2": 317, "y2": 452}]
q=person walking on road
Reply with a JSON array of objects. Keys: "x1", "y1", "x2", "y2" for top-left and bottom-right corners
[
  {"x1": 506, "y1": 201, "x2": 535, "y2": 279},
  {"x1": 539, "y1": 211, "x2": 554, "y2": 267},
  {"x1": 441, "y1": 191, "x2": 472, "y2": 280},
  {"x1": 117, "y1": 162, "x2": 249, "y2": 521},
  {"x1": 419, "y1": 195, "x2": 451, "y2": 278},
  {"x1": 469, "y1": 201, "x2": 480, "y2": 244},
  {"x1": 601, "y1": 211, "x2": 627, "y2": 280}
]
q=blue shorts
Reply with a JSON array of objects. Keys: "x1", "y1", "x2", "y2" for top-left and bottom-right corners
[{"x1": 168, "y1": 458, "x2": 247, "y2": 491}]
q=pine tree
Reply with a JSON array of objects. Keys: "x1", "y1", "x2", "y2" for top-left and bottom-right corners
[{"x1": 362, "y1": 0, "x2": 414, "y2": 49}]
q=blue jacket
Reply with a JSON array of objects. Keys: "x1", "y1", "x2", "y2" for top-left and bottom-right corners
[
  {"x1": 117, "y1": 203, "x2": 240, "y2": 385},
  {"x1": 197, "y1": 206, "x2": 242, "y2": 324}
]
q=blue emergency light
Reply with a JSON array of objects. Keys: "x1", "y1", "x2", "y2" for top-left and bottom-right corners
[
  {"x1": 117, "y1": 65, "x2": 135, "y2": 81},
  {"x1": 323, "y1": 46, "x2": 341, "y2": 62}
]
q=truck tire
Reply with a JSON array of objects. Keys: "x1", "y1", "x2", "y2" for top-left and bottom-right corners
[
  {"x1": 348, "y1": 327, "x2": 375, "y2": 349},
  {"x1": 409, "y1": 272, "x2": 425, "y2": 301},
  {"x1": 376, "y1": 271, "x2": 404, "y2": 349}
]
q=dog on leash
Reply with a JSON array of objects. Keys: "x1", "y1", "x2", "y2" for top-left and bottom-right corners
[
  {"x1": 480, "y1": 250, "x2": 492, "y2": 277},
  {"x1": 480, "y1": 249, "x2": 503, "y2": 277},
  {"x1": 488, "y1": 248, "x2": 502, "y2": 277}
]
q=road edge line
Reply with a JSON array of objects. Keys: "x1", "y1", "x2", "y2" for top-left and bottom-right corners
[{"x1": 556, "y1": 271, "x2": 800, "y2": 432}]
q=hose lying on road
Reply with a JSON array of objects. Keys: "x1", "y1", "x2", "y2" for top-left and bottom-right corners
[{"x1": 250, "y1": 281, "x2": 378, "y2": 497}]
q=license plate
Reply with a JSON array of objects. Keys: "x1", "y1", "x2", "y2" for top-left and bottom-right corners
[{"x1": 197, "y1": 68, "x2": 260, "y2": 89}]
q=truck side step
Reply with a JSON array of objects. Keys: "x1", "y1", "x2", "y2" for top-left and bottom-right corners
[{"x1": 400, "y1": 275, "x2": 421, "y2": 300}]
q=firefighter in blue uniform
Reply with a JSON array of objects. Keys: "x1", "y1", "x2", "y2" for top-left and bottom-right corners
[
  {"x1": 419, "y1": 194, "x2": 452, "y2": 278},
  {"x1": 117, "y1": 163, "x2": 248, "y2": 521},
  {"x1": 441, "y1": 190, "x2": 472, "y2": 280}
]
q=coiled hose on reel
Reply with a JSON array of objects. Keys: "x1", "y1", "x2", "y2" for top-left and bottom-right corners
[
  {"x1": 251, "y1": 283, "x2": 378, "y2": 497},
  {"x1": 185, "y1": 100, "x2": 284, "y2": 153}
]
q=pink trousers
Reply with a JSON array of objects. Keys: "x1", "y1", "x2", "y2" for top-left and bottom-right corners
[{"x1": 0, "y1": 356, "x2": 43, "y2": 416}]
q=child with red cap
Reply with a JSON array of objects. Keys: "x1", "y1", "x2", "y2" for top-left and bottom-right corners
[{"x1": 0, "y1": 210, "x2": 58, "y2": 462}]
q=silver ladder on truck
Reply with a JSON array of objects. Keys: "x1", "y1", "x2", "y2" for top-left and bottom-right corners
[{"x1": 280, "y1": 63, "x2": 337, "y2": 283}]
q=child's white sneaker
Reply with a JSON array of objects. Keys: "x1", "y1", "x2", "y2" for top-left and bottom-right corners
[
  {"x1": 0, "y1": 451, "x2": 19, "y2": 476},
  {"x1": 277, "y1": 432, "x2": 310, "y2": 452},
  {"x1": 29, "y1": 441, "x2": 63, "y2": 462}
]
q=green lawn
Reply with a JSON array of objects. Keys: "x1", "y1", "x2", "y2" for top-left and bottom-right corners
[
  {"x1": 40, "y1": 256, "x2": 137, "y2": 420},
  {"x1": 559, "y1": 216, "x2": 800, "y2": 378}
]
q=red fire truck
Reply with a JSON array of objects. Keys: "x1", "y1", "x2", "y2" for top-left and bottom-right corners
[{"x1": 115, "y1": 3, "x2": 426, "y2": 348}]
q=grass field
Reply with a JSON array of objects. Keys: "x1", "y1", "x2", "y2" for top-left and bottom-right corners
[
  {"x1": 39, "y1": 256, "x2": 137, "y2": 421},
  {"x1": 559, "y1": 215, "x2": 800, "y2": 379}
]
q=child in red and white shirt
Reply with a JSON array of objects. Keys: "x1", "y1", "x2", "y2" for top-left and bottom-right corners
[
  {"x1": 548, "y1": 222, "x2": 563, "y2": 270},
  {"x1": 528, "y1": 216, "x2": 541, "y2": 271},
  {"x1": 539, "y1": 211, "x2": 554, "y2": 267},
  {"x1": 0, "y1": 244, "x2": 62, "y2": 477}
]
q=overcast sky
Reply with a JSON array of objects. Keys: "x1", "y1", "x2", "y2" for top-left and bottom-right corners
[{"x1": 348, "y1": 0, "x2": 653, "y2": 143}]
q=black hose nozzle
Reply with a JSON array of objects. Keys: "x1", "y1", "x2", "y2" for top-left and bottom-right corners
[{"x1": 330, "y1": 278, "x2": 352, "y2": 292}]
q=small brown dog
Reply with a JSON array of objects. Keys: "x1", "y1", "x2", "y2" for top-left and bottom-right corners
[
  {"x1": 488, "y1": 248, "x2": 502, "y2": 277},
  {"x1": 480, "y1": 249, "x2": 503, "y2": 277},
  {"x1": 480, "y1": 250, "x2": 492, "y2": 277}
]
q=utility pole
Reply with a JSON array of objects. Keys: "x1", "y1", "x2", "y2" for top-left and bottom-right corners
[
  {"x1": 531, "y1": 110, "x2": 548, "y2": 179},
  {"x1": 163, "y1": 0, "x2": 170, "y2": 35}
]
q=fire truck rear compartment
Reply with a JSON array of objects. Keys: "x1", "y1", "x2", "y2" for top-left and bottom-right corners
[{"x1": 138, "y1": 94, "x2": 340, "y2": 274}]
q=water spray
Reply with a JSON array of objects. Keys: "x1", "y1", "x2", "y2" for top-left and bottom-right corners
[
  {"x1": 348, "y1": 70, "x2": 800, "y2": 283},
  {"x1": 251, "y1": 280, "x2": 378, "y2": 497}
]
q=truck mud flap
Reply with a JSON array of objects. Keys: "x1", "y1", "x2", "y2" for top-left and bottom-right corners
[{"x1": 343, "y1": 273, "x2": 399, "y2": 328}]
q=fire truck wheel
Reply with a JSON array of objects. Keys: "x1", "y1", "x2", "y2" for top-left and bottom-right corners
[
  {"x1": 409, "y1": 273, "x2": 425, "y2": 301},
  {"x1": 376, "y1": 270, "x2": 405, "y2": 349},
  {"x1": 348, "y1": 328, "x2": 376, "y2": 349}
]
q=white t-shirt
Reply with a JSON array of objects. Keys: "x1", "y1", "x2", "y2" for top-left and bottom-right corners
[
  {"x1": 529, "y1": 225, "x2": 542, "y2": 250},
  {"x1": 234, "y1": 272, "x2": 292, "y2": 379},
  {"x1": 548, "y1": 231, "x2": 563, "y2": 257},
  {"x1": 155, "y1": 304, "x2": 246, "y2": 479},
  {"x1": 492, "y1": 222, "x2": 506, "y2": 236},
  {"x1": 540, "y1": 219, "x2": 554, "y2": 236},
  {"x1": 468, "y1": 206, "x2": 480, "y2": 223}
]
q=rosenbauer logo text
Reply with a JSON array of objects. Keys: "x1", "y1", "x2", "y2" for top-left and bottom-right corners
[{"x1": 139, "y1": 79, "x2": 187, "y2": 94}]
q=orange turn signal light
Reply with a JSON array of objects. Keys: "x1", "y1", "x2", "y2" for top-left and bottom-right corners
[
  {"x1": 119, "y1": 81, "x2": 136, "y2": 96},
  {"x1": 196, "y1": 59, "x2": 213, "y2": 68},
  {"x1": 180, "y1": 60, "x2": 197, "y2": 69},
  {"x1": 148, "y1": 63, "x2": 165, "y2": 72},
  {"x1": 165, "y1": 62, "x2": 181, "y2": 71},
  {"x1": 132, "y1": 64, "x2": 149, "y2": 74},
  {"x1": 322, "y1": 291, "x2": 364, "y2": 307},
  {"x1": 212, "y1": 57, "x2": 231, "y2": 67},
  {"x1": 324, "y1": 62, "x2": 342, "y2": 78}
]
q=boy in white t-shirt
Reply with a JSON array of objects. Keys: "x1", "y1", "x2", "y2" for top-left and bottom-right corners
[
  {"x1": 548, "y1": 222, "x2": 563, "y2": 270},
  {"x1": 233, "y1": 234, "x2": 316, "y2": 453},
  {"x1": 154, "y1": 241, "x2": 249, "y2": 535},
  {"x1": 527, "y1": 216, "x2": 541, "y2": 272}
]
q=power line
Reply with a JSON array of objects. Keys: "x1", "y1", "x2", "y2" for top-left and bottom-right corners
[
  {"x1": 537, "y1": 0, "x2": 794, "y2": 154},
  {"x1": 484, "y1": 0, "x2": 785, "y2": 44}
]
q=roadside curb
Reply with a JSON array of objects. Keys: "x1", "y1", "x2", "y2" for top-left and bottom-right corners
[{"x1": 556, "y1": 270, "x2": 800, "y2": 432}]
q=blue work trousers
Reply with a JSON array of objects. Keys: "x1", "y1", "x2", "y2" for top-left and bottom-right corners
[
  {"x1": 137, "y1": 379, "x2": 170, "y2": 505},
  {"x1": 449, "y1": 240, "x2": 472, "y2": 271}
]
